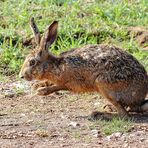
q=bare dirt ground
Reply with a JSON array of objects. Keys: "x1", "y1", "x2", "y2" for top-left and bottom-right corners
[
  {"x1": 0, "y1": 78, "x2": 148, "y2": 148},
  {"x1": 128, "y1": 26, "x2": 148, "y2": 50}
]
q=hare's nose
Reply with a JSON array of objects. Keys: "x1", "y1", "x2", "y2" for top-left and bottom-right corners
[
  {"x1": 20, "y1": 76, "x2": 24, "y2": 79},
  {"x1": 19, "y1": 73, "x2": 24, "y2": 79}
]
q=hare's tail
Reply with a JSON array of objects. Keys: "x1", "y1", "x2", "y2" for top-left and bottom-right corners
[
  {"x1": 141, "y1": 74, "x2": 148, "y2": 112},
  {"x1": 141, "y1": 100, "x2": 148, "y2": 112}
]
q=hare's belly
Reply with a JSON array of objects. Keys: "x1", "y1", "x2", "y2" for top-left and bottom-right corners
[
  {"x1": 61, "y1": 69, "x2": 98, "y2": 93},
  {"x1": 65, "y1": 79, "x2": 98, "y2": 93}
]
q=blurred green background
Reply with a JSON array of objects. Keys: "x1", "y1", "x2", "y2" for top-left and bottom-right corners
[{"x1": 0, "y1": 0, "x2": 147, "y2": 76}]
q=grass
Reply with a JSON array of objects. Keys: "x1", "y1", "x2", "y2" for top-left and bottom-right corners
[
  {"x1": 100, "y1": 117, "x2": 132, "y2": 135},
  {"x1": 90, "y1": 117, "x2": 132, "y2": 135},
  {"x1": 72, "y1": 131, "x2": 81, "y2": 139},
  {"x1": 0, "y1": 0, "x2": 147, "y2": 136},
  {"x1": 0, "y1": 74, "x2": 7, "y2": 82},
  {"x1": 0, "y1": 0, "x2": 148, "y2": 75}
]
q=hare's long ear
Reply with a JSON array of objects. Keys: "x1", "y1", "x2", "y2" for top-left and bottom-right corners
[
  {"x1": 40, "y1": 21, "x2": 58, "y2": 51},
  {"x1": 30, "y1": 17, "x2": 41, "y2": 45}
]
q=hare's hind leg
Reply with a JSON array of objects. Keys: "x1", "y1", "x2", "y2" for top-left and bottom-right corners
[
  {"x1": 108, "y1": 98, "x2": 129, "y2": 118},
  {"x1": 103, "y1": 104, "x2": 117, "y2": 112},
  {"x1": 99, "y1": 89, "x2": 129, "y2": 118}
]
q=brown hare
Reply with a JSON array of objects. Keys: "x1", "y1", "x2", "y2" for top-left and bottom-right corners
[{"x1": 19, "y1": 17, "x2": 148, "y2": 118}]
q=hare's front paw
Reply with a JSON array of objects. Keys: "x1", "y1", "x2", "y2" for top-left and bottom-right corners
[
  {"x1": 36, "y1": 85, "x2": 65, "y2": 96},
  {"x1": 31, "y1": 82, "x2": 41, "y2": 91},
  {"x1": 32, "y1": 81, "x2": 53, "y2": 91},
  {"x1": 36, "y1": 87, "x2": 51, "y2": 96}
]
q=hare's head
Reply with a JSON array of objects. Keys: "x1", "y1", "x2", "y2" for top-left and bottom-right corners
[{"x1": 19, "y1": 17, "x2": 58, "y2": 81}]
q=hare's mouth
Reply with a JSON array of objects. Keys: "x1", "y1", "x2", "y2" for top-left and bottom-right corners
[{"x1": 24, "y1": 75, "x2": 33, "y2": 81}]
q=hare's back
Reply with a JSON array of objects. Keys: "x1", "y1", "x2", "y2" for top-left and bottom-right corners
[{"x1": 61, "y1": 44, "x2": 147, "y2": 83}]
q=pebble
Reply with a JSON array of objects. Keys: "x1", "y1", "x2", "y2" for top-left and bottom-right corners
[
  {"x1": 140, "y1": 137, "x2": 145, "y2": 142},
  {"x1": 27, "y1": 119, "x2": 33, "y2": 123},
  {"x1": 30, "y1": 111, "x2": 35, "y2": 115},
  {"x1": 123, "y1": 143, "x2": 129, "y2": 148},
  {"x1": 106, "y1": 132, "x2": 122, "y2": 141},
  {"x1": 114, "y1": 132, "x2": 123, "y2": 138},
  {"x1": 60, "y1": 113, "x2": 65, "y2": 119},
  {"x1": 68, "y1": 122, "x2": 80, "y2": 128},
  {"x1": 20, "y1": 113, "x2": 26, "y2": 117},
  {"x1": 91, "y1": 129, "x2": 101, "y2": 138},
  {"x1": 40, "y1": 99, "x2": 45, "y2": 104},
  {"x1": 106, "y1": 135, "x2": 112, "y2": 141},
  {"x1": 135, "y1": 131, "x2": 144, "y2": 136},
  {"x1": 94, "y1": 102, "x2": 100, "y2": 107},
  {"x1": 120, "y1": 133, "x2": 127, "y2": 141},
  {"x1": 129, "y1": 131, "x2": 144, "y2": 137}
]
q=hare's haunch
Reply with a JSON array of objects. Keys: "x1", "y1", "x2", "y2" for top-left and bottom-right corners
[{"x1": 19, "y1": 18, "x2": 148, "y2": 118}]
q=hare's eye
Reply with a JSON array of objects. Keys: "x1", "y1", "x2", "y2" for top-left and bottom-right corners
[{"x1": 29, "y1": 59, "x2": 36, "y2": 66}]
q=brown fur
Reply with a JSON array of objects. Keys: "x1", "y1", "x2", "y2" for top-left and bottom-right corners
[{"x1": 19, "y1": 18, "x2": 148, "y2": 118}]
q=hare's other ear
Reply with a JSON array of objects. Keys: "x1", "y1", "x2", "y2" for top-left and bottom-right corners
[
  {"x1": 30, "y1": 17, "x2": 41, "y2": 45},
  {"x1": 40, "y1": 21, "x2": 58, "y2": 51}
]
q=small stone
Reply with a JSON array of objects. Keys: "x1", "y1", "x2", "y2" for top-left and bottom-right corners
[
  {"x1": 94, "y1": 102, "x2": 100, "y2": 106},
  {"x1": 123, "y1": 143, "x2": 129, "y2": 148},
  {"x1": 26, "y1": 120, "x2": 33, "y2": 125},
  {"x1": 135, "y1": 131, "x2": 144, "y2": 136},
  {"x1": 60, "y1": 144, "x2": 69, "y2": 147},
  {"x1": 30, "y1": 111, "x2": 35, "y2": 115},
  {"x1": 106, "y1": 135, "x2": 112, "y2": 141},
  {"x1": 140, "y1": 137, "x2": 145, "y2": 142},
  {"x1": 68, "y1": 122, "x2": 80, "y2": 128},
  {"x1": 59, "y1": 137, "x2": 64, "y2": 141},
  {"x1": 40, "y1": 99, "x2": 45, "y2": 104},
  {"x1": 129, "y1": 133, "x2": 135, "y2": 137},
  {"x1": 91, "y1": 129, "x2": 101, "y2": 138},
  {"x1": 5, "y1": 92, "x2": 15, "y2": 98},
  {"x1": 20, "y1": 113, "x2": 26, "y2": 117},
  {"x1": 120, "y1": 133, "x2": 127, "y2": 141},
  {"x1": 60, "y1": 113, "x2": 66, "y2": 119},
  {"x1": 105, "y1": 132, "x2": 122, "y2": 141},
  {"x1": 114, "y1": 132, "x2": 122, "y2": 138},
  {"x1": 129, "y1": 131, "x2": 144, "y2": 137},
  {"x1": 98, "y1": 141, "x2": 102, "y2": 144},
  {"x1": 29, "y1": 141, "x2": 34, "y2": 145}
]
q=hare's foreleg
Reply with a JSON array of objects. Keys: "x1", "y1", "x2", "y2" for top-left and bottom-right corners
[
  {"x1": 36, "y1": 85, "x2": 67, "y2": 96},
  {"x1": 31, "y1": 81, "x2": 53, "y2": 91}
]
